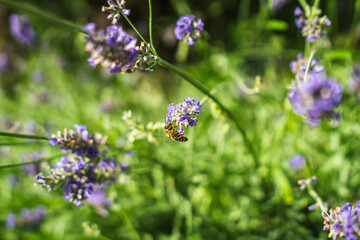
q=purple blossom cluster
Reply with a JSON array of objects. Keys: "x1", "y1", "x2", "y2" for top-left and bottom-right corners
[
  {"x1": 0, "y1": 54, "x2": 9, "y2": 74},
  {"x1": 349, "y1": 63, "x2": 360, "y2": 99},
  {"x1": 9, "y1": 14, "x2": 35, "y2": 47},
  {"x1": 47, "y1": 124, "x2": 107, "y2": 158},
  {"x1": 36, "y1": 154, "x2": 118, "y2": 207},
  {"x1": 294, "y1": 6, "x2": 331, "y2": 42},
  {"x1": 6, "y1": 206, "x2": 46, "y2": 229},
  {"x1": 174, "y1": 15, "x2": 204, "y2": 46},
  {"x1": 322, "y1": 202, "x2": 360, "y2": 240},
  {"x1": 83, "y1": 23, "x2": 138, "y2": 73},
  {"x1": 288, "y1": 55, "x2": 342, "y2": 126},
  {"x1": 37, "y1": 124, "x2": 121, "y2": 207},
  {"x1": 166, "y1": 97, "x2": 202, "y2": 134}
]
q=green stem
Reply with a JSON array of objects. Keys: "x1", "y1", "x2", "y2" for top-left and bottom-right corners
[
  {"x1": 306, "y1": 182, "x2": 328, "y2": 214},
  {"x1": 298, "y1": 0, "x2": 311, "y2": 17},
  {"x1": 120, "y1": 12, "x2": 151, "y2": 49},
  {"x1": 159, "y1": 58, "x2": 258, "y2": 166},
  {"x1": 0, "y1": 0, "x2": 84, "y2": 32},
  {"x1": 0, "y1": 142, "x2": 47, "y2": 146},
  {"x1": 0, "y1": 154, "x2": 63, "y2": 169},
  {"x1": 303, "y1": 50, "x2": 316, "y2": 82},
  {"x1": 0, "y1": 132, "x2": 48, "y2": 140},
  {"x1": 148, "y1": 0, "x2": 158, "y2": 55},
  {"x1": 313, "y1": 0, "x2": 320, "y2": 9}
]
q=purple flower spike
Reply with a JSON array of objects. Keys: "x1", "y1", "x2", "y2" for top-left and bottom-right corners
[
  {"x1": 83, "y1": 23, "x2": 139, "y2": 73},
  {"x1": 166, "y1": 97, "x2": 202, "y2": 134},
  {"x1": 174, "y1": 15, "x2": 204, "y2": 45},
  {"x1": 288, "y1": 74, "x2": 342, "y2": 126},
  {"x1": 294, "y1": 6, "x2": 331, "y2": 42},
  {"x1": 323, "y1": 201, "x2": 360, "y2": 240},
  {"x1": 9, "y1": 14, "x2": 35, "y2": 47}
]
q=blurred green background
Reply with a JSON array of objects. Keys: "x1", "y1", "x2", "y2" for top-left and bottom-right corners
[{"x1": 0, "y1": 0, "x2": 360, "y2": 239}]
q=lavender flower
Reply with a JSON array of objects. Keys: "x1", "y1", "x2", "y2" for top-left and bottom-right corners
[
  {"x1": 289, "y1": 154, "x2": 305, "y2": 170},
  {"x1": 288, "y1": 74, "x2": 342, "y2": 126},
  {"x1": 174, "y1": 15, "x2": 204, "y2": 45},
  {"x1": 290, "y1": 53, "x2": 324, "y2": 81},
  {"x1": 166, "y1": 97, "x2": 202, "y2": 134},
  {"x1": 349, "y1": 62, "x2": 360, "y2": 99},
  {"x1": 87, "y1": 185, "x2": 112, "y2": 217},
  {"x1": 102, "y1": 0, "x2": 130, "y2": 25},
  {"x1": 6, "y1": 206, "x2": 46, "y2": 229},
  {"x1": 83, "y1": 24, "x2": 158, "y2": 73},
  {"x1": 47, "y1": 124, "x2": 107, "y2": 158},
  {"x1": 294, "y1": 6, "x2": 331, "y2": 42},
  {"x1": 0, "y1": 54, "x2": 9, "y2": 74},
  {"x1": 9, "y1": 14, "x2": 35, "y2": 47},
  {"x1": 322, "y1": 201, "x2": 360, "y2": 239},
  {"x1": 36, "y1": 155, "x2": 119, "y2": 207}
]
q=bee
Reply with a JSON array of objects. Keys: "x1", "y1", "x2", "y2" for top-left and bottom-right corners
[{"x1": 164, "y1": 122, "x2": 188, "y2": 142}]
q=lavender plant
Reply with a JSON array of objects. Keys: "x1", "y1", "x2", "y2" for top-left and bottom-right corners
[
  {"x1": 174, "y1": 15, "x2": 204, "y2": 46},
  {"x1": 166, "y1": 97, "x2": 202, "y2": 134},
  {"x1": 9, "y1": 14, "x2": 35, "y2": 47},
  {"x1": 36, "y1": 124, "x2": 120, "y2": 207},
  {"x1": 288, "y1": 1, "x2": 342, "y2": 126}
]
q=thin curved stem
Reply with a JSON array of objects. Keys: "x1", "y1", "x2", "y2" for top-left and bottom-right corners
[
  {"x1": 0, "y1": 0, "x2": 84, "y2": 32},
  {"x1": 148, "y1": 0, "x2": 158, "y2": 55},
  {"x1": 0, "y1": 132, "x2": 48, "y2": 141},
  {"x1": 0, "y1": 154, "x2": 64, "y2": 169},
  {"x1": 303, "y1": 50, "x2": 316, "y2": 82},
  {"x1": 159, "y1": 58, "x2": 258, "y2": 165},
  {"x1": 306, "y1": 182, "x2": 328, "y2": 214}
]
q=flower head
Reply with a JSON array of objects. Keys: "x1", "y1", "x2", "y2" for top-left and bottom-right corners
[
  {"x1": 288, "y1": 74, "x2": 342, "y2": 126},
  {"x1": 294, "y1": 6, "x2": 331, "y2": 42},
  {"x1": 166, "y1": 97, "x2": 202, "y2": 134},
  {"x1": 83, "y1": 24, "x2": 138, "y2": 73},
  {"x1": 322, "y1": 201, "x2": 360, "y2": 240},
  {"x1": 9, "y1": 14, "x2": 35, "y2": 47},
  {"x1": 0, "y1": 54, "x2": 9, "y2": 74},
  {"x1": 174, "y1": 15, "x2": 204, "y2": 45},
  {"x1": 37, "y1": 125, "x2": 121, "y2": 207},
  {"x1": 36, "y1": 155, "x2": 119, "y2": 207},
  {"x1": 289, "y1": 154, "x2": 305, "y2": 170},
  {"x1": 102, "y1": 0, "x2": 130, "y2": 25},
  {"x1": 83, "y1": 24, "x2": 158, "y2": 73},
  {"x1": 47, "y1": 124, "x2": 107, "y2": 158}
]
